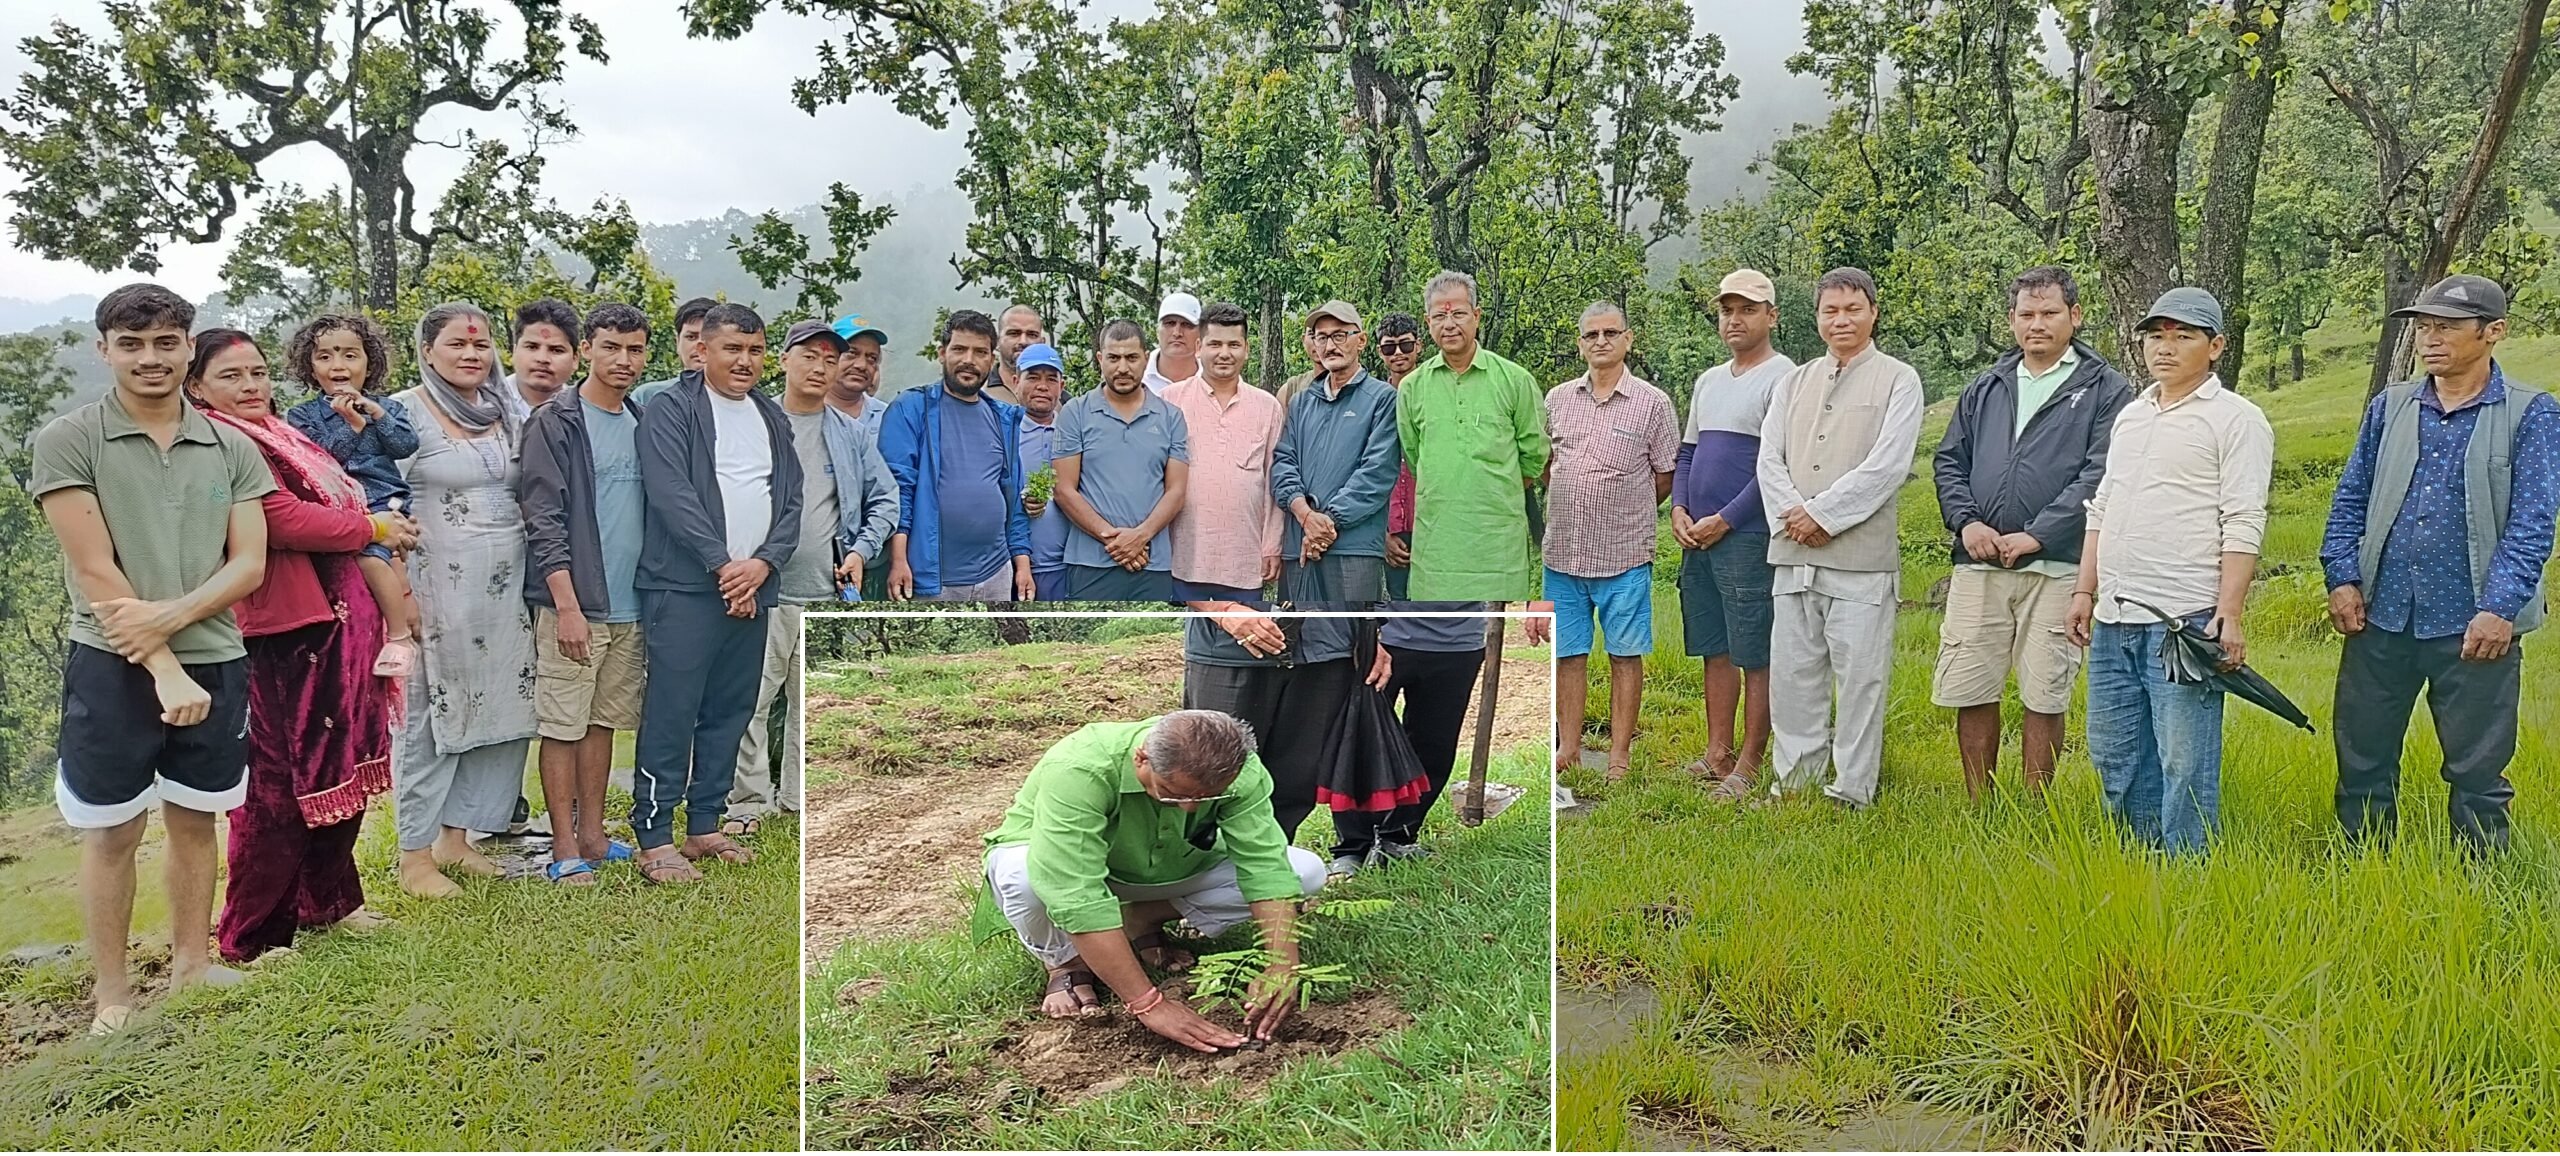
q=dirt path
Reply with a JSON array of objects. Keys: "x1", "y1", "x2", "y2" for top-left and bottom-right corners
[{"x1": 802, "y1": 624, "x2": 1549, "y2": 961}]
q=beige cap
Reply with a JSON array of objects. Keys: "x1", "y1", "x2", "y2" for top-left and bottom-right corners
[
  {"x1": 1305, "y1": 299, "x2": 1363, "y2": 329},
  {"x1": 1715, "y1": 269, "x2": 1777, "y2": 305}
]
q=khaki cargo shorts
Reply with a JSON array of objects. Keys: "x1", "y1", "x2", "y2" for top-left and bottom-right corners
[
  {"x1": 1929, "y1": 566, "x2": 2082, "y2": 715},
  {"x1": 534, "y1": 607, "x2": 647, "y2": 741}
]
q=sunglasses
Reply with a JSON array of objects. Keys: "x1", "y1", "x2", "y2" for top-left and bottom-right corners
[{"x1": 1378, "y1": 339, "x2": 1419, "y2": 353}]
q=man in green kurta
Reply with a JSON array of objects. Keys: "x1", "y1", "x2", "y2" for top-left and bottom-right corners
[
  {"x1": 979, "y1": 710, "x2": 1329, "y2": 1051},
  {"x1": 1396, "y1": 270, "x2": 1551, "y2": 599}
]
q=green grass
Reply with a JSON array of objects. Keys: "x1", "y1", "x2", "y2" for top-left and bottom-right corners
[
  {"x1": 1560, "y1": 334, "x2": 2560, "y2": 1149},
  {"x1": 0, "y1": 783, "x2": 800, "y2": 1149},
  {"x1": 805, "y1": 742, "x2": 1555, "y2": 1151}
]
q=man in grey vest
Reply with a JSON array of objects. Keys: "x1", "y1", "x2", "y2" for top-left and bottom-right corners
[
  {"x1": 1755, "y1": 267, "x2": 1926, "y2": 808},
  {"x1": 2320, "y1": 274, "x2": 2559, "y2": 853}
]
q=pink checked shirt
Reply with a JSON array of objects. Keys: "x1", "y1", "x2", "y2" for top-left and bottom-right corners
[
  {"x1": 1543, "y1": 371, "x2": 1682, "y2": 578},
  {"x1": 1164, "y1": 376, "x2": 1286, "y2": 589}
]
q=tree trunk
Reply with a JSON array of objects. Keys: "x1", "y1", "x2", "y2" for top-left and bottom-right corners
[
  {"x1": 2192, "y1": 1, "x2": 2285, "y2": 387},
  {"x1": 2290, "y1": 338, "x2": 2304, "y2": 382},
  {"x1": 2085, "y1": 35, "x2": 2193, "y2": 368},
  {"x1": 353, "y1": 149, "x2": 401, "y2": 314},
  {"x1": 2367, "y1": 248, "x2": 2420, "y2": 398},
  {"x1": 994, "y1": 616, "x2": 1030, "y2": 645},
  {"x1": 2373, "y1": 0, "x2": 2551, "y2": 392},
  {"x1": 1258, "y1": 283, "x2": 1286, "y2": 392}
]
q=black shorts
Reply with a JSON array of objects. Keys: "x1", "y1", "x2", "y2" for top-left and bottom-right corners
[{"x1": 56, "y1": 643, "x2": 251, "y2": 828}]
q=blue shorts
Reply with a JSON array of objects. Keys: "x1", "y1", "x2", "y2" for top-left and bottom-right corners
[{"x1": 1545, "y1": 564, "x2": 1654, "y2": 658}]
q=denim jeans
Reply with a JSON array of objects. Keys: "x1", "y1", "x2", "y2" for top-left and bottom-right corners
[{"x1": 2085, "y1": 619, "x2": 2226, "y2": 854}]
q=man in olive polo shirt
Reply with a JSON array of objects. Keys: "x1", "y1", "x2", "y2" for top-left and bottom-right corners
[
  {"x1": 35, "y1": 282, "x2": 276, "y2": 1033},
  {"x1": 980, "y1": 710, "x2": 1327, "y2": 1050}
]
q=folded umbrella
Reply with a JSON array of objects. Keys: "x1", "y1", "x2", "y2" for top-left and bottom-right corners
[
  {"x1": 2115, "y1": 596, "x2": 2316, "y2": 732},
  {"x1": 1312, "y1": 620, "x2": 1432, "y2": 812}
]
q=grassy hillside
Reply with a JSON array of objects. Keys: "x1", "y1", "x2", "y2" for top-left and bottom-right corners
[
  {"x1": 1558, "y1": 331, "x2": 2560, "y2": 1148},
  {"x1": 0, "y1": 765, "x2": 801, "y2": 1150}
]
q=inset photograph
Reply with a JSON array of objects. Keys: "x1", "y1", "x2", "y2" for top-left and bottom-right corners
[{"x1": 798, "y1": 610, "x2": 1553, "y2": 1150}]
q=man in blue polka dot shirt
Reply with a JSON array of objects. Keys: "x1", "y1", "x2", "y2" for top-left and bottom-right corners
[{"x1": 2321, "y1": 274, "x2": 2560, "y2": 853}]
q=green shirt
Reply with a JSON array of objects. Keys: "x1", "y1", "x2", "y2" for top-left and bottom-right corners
[
  {"x1": 1395, "y1": 346, "x2": 1550, "y2": 599},
  {"x1": 30, "y1": 393, "x2": 276, "y2": 663},
  {"x1": 984, "y1": 717, "x2": 1300, "y2": 935},
  {"x1": 1965, "y1": 349, "x2": 2082, "y2": 579}
]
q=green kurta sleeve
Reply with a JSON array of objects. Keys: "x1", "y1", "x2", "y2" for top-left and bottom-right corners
[
  {"x1": 1214, "y1": 754, "x2": 1303, "y2": 904},
  {"x1": 1019, "y1": 738, "x2": 1128, "y2": 935}
]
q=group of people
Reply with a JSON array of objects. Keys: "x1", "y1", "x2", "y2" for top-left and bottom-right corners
[
  {"x1": 975, "y1": 606, "x2": 1512, "y2": 1052},
  {"x1": 1558, "y1": 261, "x2": 2550, "y2": 857},
  {"x1": 850, "y1": 274, "x2": 1548, "y2": 607},
  {"x1": 35, "y1": 284, "x2": 866, "y2": 1033}
]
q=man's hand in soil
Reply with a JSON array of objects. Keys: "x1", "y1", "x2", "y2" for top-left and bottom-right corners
[
  {"x1": 1136, "y1": 997, "x2": 1247, "y2": 1053},
  {"x1": 1243, "y1": 962, "x2": 1299, "y2": 1040}
]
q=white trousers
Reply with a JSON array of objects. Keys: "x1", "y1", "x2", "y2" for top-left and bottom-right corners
[
  {"x1": 983, "y1": 842, "x2": 1328, "y2": 967},
  {"x1": 1767, "y1": 586, "x2": 1898, "y2": 807},
  {"x1": 730, "y1": 603, "x2": 803, "y2": 816}
]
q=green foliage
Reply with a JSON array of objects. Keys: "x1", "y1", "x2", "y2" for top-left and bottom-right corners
[
  {"x1": 1189, "y1": 896, "x2": 1395, "y2": 1013},
  {"x1": 1023, "y1": 463, "x2": 1056, "y2": 505},
  {"x1": 0, "y1": 331, "x2": 76, "y2": 808},
  {"x1": 729, "y1": 181, "x2": 897, "y2": 322}
]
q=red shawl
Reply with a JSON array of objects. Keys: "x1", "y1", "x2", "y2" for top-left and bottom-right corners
[{"x1": 205, "y1": 407, "x2": 397, "y2": 827}]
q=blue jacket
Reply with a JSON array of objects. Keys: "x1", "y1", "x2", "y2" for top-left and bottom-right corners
[
  {"x1": 1270, "y1": 370, "x2": 1402, "y2": 558},
  {"x1": 821, "y1": 403, "x2": 900, "y2": 572},
  {"x1": 877, "y1": 382, "x2": 1032, "y2": 596},
  {"x1": 636, "y1": 375, "x2": 804, "y2": 609}
]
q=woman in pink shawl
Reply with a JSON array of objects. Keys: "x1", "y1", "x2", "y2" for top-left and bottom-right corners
[{"x1": 184, "y1": 329, "x2": 420, "y2": 962}]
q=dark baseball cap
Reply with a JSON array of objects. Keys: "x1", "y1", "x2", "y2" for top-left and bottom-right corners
[
  {"x1": 2391, "y1": 274, "x2": 2508, "y2": 321},
  {"x1": 2137, "y1": 287, "x2": 2224, "y2": 336},
  {"x1": 784, "y1": 319, "x2": 848, "y2": 352}
]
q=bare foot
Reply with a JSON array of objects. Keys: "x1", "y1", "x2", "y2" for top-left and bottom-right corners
[
  {"x1": 431, "y1": 841, "x2": 502, "y2": 877},
  {"x1": 398, "y1": 854, "x2": 463, "y2": 899},
  {"x1": 333, "y1": 907, "x2": 393, "y2": 932}
]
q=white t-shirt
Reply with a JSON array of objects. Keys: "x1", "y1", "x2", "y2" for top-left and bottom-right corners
[{"x1": 708, "y1": 391, "x2": 775, "y2": 562}]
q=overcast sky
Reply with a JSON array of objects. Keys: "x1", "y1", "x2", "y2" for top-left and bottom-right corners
[{"x1": 0, "y1": 0, "x2": 1820, "y2": 303}]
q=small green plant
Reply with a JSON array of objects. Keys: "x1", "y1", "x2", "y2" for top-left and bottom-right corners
[
  {"x1": 1189, "y1": 897, "x2": 1394, "y2": 1013},
  {"x1": 1025, "y1": 464, "x2": 1056, "y2": 504}
]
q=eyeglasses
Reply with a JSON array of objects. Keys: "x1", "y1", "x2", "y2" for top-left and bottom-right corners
[
  {"x1": 1580, "y1": 327, "x2": 1628, "y2": 343},
  {"x1": 1427, "y1": 310, "x2": 1473, "y2": 324},
  {"x1": 1148, "y1": 786, "x2": 1234, "y2": 805},
  {"x1": 1311, "y1": 329, "x2": 1361, "y2": 346}
]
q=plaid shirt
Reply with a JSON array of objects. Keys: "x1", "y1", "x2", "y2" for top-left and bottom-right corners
[{"x1": 1542, "y1": 372, "x2": 1681, "y2": 578}]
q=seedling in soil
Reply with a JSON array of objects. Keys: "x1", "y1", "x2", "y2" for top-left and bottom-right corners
[{"x1": 1188, "y1": 897, "x2": 1392, "y2": 1015}]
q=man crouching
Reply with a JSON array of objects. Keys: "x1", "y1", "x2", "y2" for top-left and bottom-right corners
[{"x1": 981, "y1": 709, "x2": 1328, "y2": 1052}]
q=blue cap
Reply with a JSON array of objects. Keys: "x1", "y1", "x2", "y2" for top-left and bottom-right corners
[
  {"x1": 1016, "y1": 342, "x2": 1066, "y2": 375},
  {"x1": 832, "y1": 313, "x2": 888, "y2": 345},
  {"x1": 2137, "y1": 288, "x2": 2224, "y2": 336}
]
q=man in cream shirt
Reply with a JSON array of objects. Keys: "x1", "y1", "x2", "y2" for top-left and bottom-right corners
[
  {"x1": 2066, "y1": 287, "x2": 2274, "y2": 854},
  {"x1": 1755, "y1": 267, "x2": 1925, "y2": 809}
]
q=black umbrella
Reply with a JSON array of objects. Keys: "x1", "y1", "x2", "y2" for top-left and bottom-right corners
[
  {"x1": 2115, "y1": 596, "x2": 2316, "y2": 732},
  {"x1": 1312, "y1": 620, "x2": 1432, "y2": 813}
]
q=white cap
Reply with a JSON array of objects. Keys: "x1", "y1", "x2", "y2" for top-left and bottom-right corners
[{"x1": 1156, "y1": 292, "x2": 1202, "y2": 325}]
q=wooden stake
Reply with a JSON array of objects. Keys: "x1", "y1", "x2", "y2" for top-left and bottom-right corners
[{"x1": 1462, "y1": 603, "x2": 1506, "y2": 826}]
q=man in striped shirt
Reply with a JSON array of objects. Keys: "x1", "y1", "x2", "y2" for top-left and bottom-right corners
[{"x1": 1673, "y1": 270, "x2": 1794, "y2": 799}]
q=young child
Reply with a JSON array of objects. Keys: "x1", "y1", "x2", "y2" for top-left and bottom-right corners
[{"x1": 284, "y1": 314, "x2": 423, "y2": 678}]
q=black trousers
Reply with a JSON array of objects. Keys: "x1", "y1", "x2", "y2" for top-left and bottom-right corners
[
  {"x1": 2334, "y1": 626, "x2": 2523, "y2": 852},
  {"x1": 1332, "y1": 645, "x2": 1487, "y2": 859},
  {"x1": 1183, "y1": 658, "x2": 1358, "y2": 842}
]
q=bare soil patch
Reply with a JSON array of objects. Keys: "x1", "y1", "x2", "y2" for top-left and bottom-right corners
[
  {"x1": 0, "y1": 943, "x2": 174, "y2": 1071},
  {"x1": 999, "y1": 988, "x2": 1414, "y2": 1101}
]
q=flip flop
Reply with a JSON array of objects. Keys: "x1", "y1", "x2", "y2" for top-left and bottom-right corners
[
  {"x1": 601, "y1": 840, "x2": 635, "y2": 862},
  {"x1": 1042, "y1": 968, "x2": 1105, "y2": 1018},
  {"x1": 681, "y1": 834, "x2": 754, "y2": 865},
  {"x1": 88, "y1": 1005, "x2": 134, "y2": 1037},
  {"x1": 637, "y1": 852, "x2": 702, "y2": 886},
  {"x1": 544, "y1": 857, "x2": 597, "y2": 885},
  {"x1": 719, "y1": 815, "x2": 761, "y2": 839}
]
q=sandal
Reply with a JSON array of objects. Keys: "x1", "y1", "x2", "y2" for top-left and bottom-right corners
[
  {"x1": 544, "y1": 857, "x2": 597, "y2": 885},
  {"x1": 601, "y1": 840, "x2": 635, "y2": 862},
  {"x1": 719, "y1": 815, "x2": 761, "y2": 839},
  {"x1": 89, "y1": 1005, "x2": 135, "y2": 1037},
  {"x1": 637, "y1": 851, "x2": 702, "y2": 886},
  {"x1": 1128, "y1": 929, "x2": 1195, "y2": 974},
  {"x1": 1041, "y1": 968, "x2": 1105, "y2": 1018},
  {"x1": 1606, "y1": 763, "x2": 1631, "y2": 783},
  {"x1": 681, "y1": 834, "x2": 755, "y2": 865},
  {"x1": 1708, "y1": 772, "x2": 1756, "y2": 803}
]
